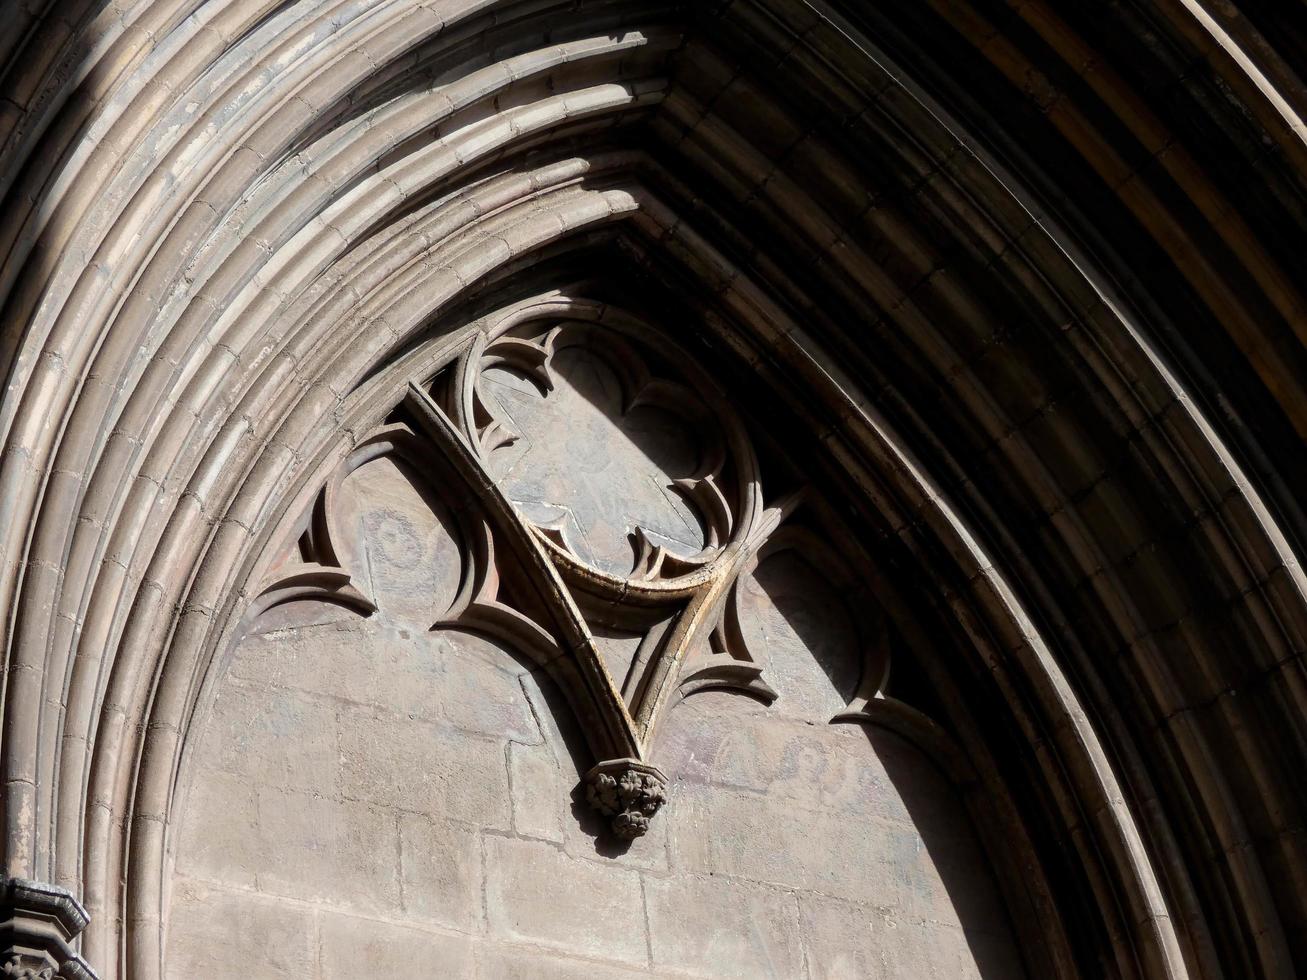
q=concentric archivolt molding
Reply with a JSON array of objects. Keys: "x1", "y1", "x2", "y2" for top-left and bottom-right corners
[{"x1": 0, "y1": 2, "x2": 1304, "y2": 979}]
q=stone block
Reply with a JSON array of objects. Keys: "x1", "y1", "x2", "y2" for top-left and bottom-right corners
[
  {"x1": 245, "y1": 600, "x2": 360, "y2": 640},
  {"x1": 397, "y1": 813, "x2": 482, "y2": 932},
  {"x1": 166, "y1": 878, "x2": 314, "y2": 979},
  {"x1": 644, "y1": 874, "x2": 803, "y2": 978},
  {"x1": 798, "y1": 893, "x2": 893, "y2": 979},
  {"x1": 203, "y1": 681, "x2": 340, "y2": 797},
  {"x1": 484, "y1": 836, "x2": 647, "y2": 965},
  {"x1": 173, "y1": 768, "x2": 261, "y2": 888},
  {"x1": 229, "y1": 619, "x2": 393, "y2": 705},
  {"x1": 253, "y1": 788, "x2": 400, "y2": 916},
  {"x1": 477, "y1": 945, "x2": 653, "y2": 979},
  {"x1": 657, "y1": 698, "x2": 900, "y2": 816},
  {"x1": 885, "y1": 919, "x2": 984, "y2": 980},
  {"x1": 508, "y1": 741, "x2": 565, "y2": 843},
  {"x1": 799, "y1": 891, "x2": 1026, "y2": 980},
  {"x1": 233, "y1": 622, "x2": 539, "y2": 745},
  {"x1": 319, "y1": 910, "x2": 475, "y2": 976},
  {"x1": 336, "y1": 702, "x2": 511, "y2": 828},
  {"x1": 425, "y1": 630, "x2": 540, "y2": 742},
  {"x1": 670, "y1": 788, "x2": 915, "y2": 904}
]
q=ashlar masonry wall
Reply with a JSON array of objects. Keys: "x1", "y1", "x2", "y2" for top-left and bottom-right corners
[{"x1": 164, "y1": 452, "x2": 1025, "y2": 978}]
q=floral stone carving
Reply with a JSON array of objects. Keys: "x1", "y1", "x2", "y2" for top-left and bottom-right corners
[
  {"x1": 3, "y1": 956, "x2": 55, "y2": 980},
  {"x1": 0, "y1": 878, "x2": 97, "y2": 980},
  {"x1": 584, "y1": 759, "x2": 668, "y2": 840}
]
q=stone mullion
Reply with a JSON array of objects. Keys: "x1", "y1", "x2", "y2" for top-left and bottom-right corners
[
  {"x1": 402, "y1": 381, "x2": 644, "y2": 759},
  {"x1": 403, "y1": 379, "x2": 672, "y2": 838}
]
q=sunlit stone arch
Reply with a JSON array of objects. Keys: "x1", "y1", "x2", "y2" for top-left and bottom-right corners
[{"x1": 1, "y1": 2, "x2": 1305, "y2": 978}]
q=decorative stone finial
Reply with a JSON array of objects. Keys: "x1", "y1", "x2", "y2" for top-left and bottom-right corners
[
  {"x1": 584, "y1": 759, "x2": 668, "y2": 840},
  {"x1": 0, "y1": 879, "x2": 98, "y2": 980}
]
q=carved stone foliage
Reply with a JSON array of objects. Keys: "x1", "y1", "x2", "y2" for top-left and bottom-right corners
[
  {"x1": 0, "y1": 879, "x2": 97, "y2": 980},
  {"x1": 583, "y1": 759, "x2": 669, "y2": 840},
  {"x1": 248, "y1": 298, "x2": 898, "y2": 840},
  {"x1": 2, "y1": 958, "x2": 54, "y2": 980}
]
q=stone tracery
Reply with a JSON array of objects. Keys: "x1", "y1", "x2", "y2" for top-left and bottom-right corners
[
  {"x1": 248, "y1": 304, "x2": 898, "y2": 843},
  {"x1": 1, "y1": 1, "x2": 1304, "y2": 977}
]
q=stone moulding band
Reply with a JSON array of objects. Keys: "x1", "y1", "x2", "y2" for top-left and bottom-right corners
[{"x1": 3, "y1": 0, "x2": 1303, "y2": 976}]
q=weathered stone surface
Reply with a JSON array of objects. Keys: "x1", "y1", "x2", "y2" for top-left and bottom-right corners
[
  {"x1": 797, "y1": 893, "x2": 1022, "y2": 980},
  {"x1": 318, "y1": 912, "x2": 475, "y2": 977},
  {"x1": 483, "y1": 836, "x2": 648, "y2": 965},
  {"x1": 172, "y1": 770, "x2": 261, "y2": 888},
  {"x1": 397, "y1": 813, "x2": 482, "y2": 932},
  {"x1": 644, "y1": 875, "x2": 803, "y2": 978},
  {"x1": 230, "y1": 621, "x2": 394, "y2": 704},
  {"x1": 589, "y1": 625, "x2": 645, "y2": 694},
  {"x1": 163, "y1": 285, "x2": 1025, "y2": 979},
  {"x1": 252, "y1": 789, "x2": 400, "y2": 915},
  {"x1": 166, "y1": 880, "x2": 314, "y2": 980},
  {"x1": 337, "y1": 454, "x2": 465, "y2": 625},
  {"x1": 206, "y1": 682, "x2": 341, "y2": 797},
  {"x1": 232, "y1": 624, "x2": 537, "y2": 740},
  {"x1": 427, "y1": 632, "x2": 540, "y2": 742},
  {"x1": 797, "y1": 893, "x2": 894, "y2": 980},
  {"x1": 657, "y1": 695, "x2": 892, "y2": 808},
  {"x1": 335, "y1": 702, "x2": 511, "y2": 827},
  {"x1": 508, "y1": 741, "x2": 565, "y2": 843},
  {"x1": 476, "y1": 946, "x2": 652, "y2": 979},
  {"x1": 482, "y1": 342, "x2": 711, "y2": 577},
  {"x1": 671, "y1": 790, "x2": 918, "y2": 904},
  {"x1": 737, "y1": 550, "x2": 861, "y2": 720},
  {"x1": 166, "y1": 481, "x2": 1026, "y2": 979}
]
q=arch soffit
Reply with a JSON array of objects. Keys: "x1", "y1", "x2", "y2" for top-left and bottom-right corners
[{"x1": 0, "y1": 3, "x2": 1302, "y2": 980}]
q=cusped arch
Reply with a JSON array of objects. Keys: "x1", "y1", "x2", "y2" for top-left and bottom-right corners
[
  {"x1": 0, "y1": 3, "x2": 1303, "y2": 980},
  {"x1": 85, "y1": 106, "x2": 1163, "y2": 980}
]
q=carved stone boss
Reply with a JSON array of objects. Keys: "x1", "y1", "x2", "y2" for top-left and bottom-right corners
[
  {"x1": 584, "y1": 760, "x2": 669, "y2": 840},
  {"x1": 250, "y1": 300, "x2": 890, "y2": 839}
]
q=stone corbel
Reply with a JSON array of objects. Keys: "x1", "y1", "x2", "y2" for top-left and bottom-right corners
[
  {"x1": 0, "y1": 879, "x2": 97, "y2": 980},
  {"x1": 584, "y1": 759, "x2": 668, "y2": 840}
]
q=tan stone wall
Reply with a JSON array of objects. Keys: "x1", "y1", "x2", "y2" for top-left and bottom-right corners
[
  {"x1": 167, "y1": 523, "x2": 1024, "y2": 977},
  {"x1": 154, "y1": 322, "x2": 1031, "y2": 978}
]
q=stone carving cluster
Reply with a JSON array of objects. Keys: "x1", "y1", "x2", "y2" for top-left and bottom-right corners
[
  {"x1": 0, "y1": 878, "x2": 96, "y2": 980},
  {"x1": 2, "y1": 957, "x2": 55, "y2": 980},
  {"x1": 584, "y1": 760, "x2": 669, "y2": 840}
]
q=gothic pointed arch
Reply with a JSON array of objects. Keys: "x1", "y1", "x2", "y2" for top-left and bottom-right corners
[{"x1": 1, "y1": 2, "x2": 1305, "y2": 978}]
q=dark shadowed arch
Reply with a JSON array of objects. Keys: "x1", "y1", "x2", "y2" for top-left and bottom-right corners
[{"x1": 0, "y1": 2, "x2": 1305, "y2": 978}]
